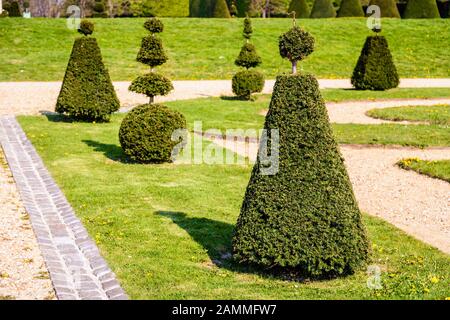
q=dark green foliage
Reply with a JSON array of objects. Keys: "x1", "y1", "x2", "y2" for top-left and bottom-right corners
[
  {"x1": 368, "y1": 0, "x2": 400, "y2": 18},
  {"x1": 351, "y1": 35, "x2": 399, "y2": 91},
  {"x1": 404, "y1": 0, "x2": 440, "y2": 19},
  {"x1": 232, "y1": 70, "x2": 265, "y2": 100},
  {"x1": 337, "y1": 0, "x2": 364, "y2": 17},
  {"x1": 56, "y1": 37, "x2": 120, "y2": 122},
  {"x1": 78, "y1": 20, "x2": 94, "y2": 36},
  {"x1": 144, "y1": 17, "x2": 164, "y2": 33},
  {"x1": 243, "y1": 16, "x2": 252, "y2": 39},
  {"x1": 436, "y1": 0, "x2": 449, "y2": 18},
  {"x1": 279, "y1": 26, "x2": 315, "y2": 63},
  {"x1": 235, "y1": 43, "x2": 262, "y2": 69},
  {"x1": 137, "y1": 35, "x2": 168, "y2": 68},
  {"x1": 213, "y1": 0, "x2": 231, "y2": 17},
  {"x1": 8, "y1": 1, "x2": 21, "y2": 17},
  {"x1": 189, "y1": 0, "x2": 201, "y2": 17},
  {"x1": 310, "y1": 0, "x2": 336, "y2": 18},
  {"x1": 129, "y1": 73, "x2": 173, "y2": 98},
  {"x1": 119, "y1": 104, "x2": 186, "y2": 163},
  {"x1": 288, "y1": 0, "x2": 310, "y2": 18},
  {"x1": 233, "y1": 74, "x2": 370, "y2": 276}
]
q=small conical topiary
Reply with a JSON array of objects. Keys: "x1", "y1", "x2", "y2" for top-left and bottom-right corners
[
  {"x1": 368, "y1": 0, "x2": 400, "y2": 18},
  {"x1": 337, "y1": 0, "x2": 364, "y2": 17},
  {"x1": 213, "y1": 0, "x2": 231, "y2": 18},
  {"x1": 288, "y1": 0, "x2": 310, "y2": 18},
  {"x1": 351, "y1": 30, "x2": 399, "y2": 90},
  {"x1": 404, "y1": 0, "x2": 440, "y2": 19},
  {"x1": 56, "y1": 20, "x2": 120, "y2": 122},
  {"x1": 233, "y1": 19, "x2": 370, "y2": 277},
  {"x1": 232, "y1": 17, "x2": 264, "y2": 100},
  {"x1": 310, "y1": 0, "x2": 336, "y2": 18}
]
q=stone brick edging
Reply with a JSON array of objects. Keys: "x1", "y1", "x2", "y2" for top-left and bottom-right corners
[{"x1": 0, "y1": 116, "x2": 128, "y2": 300}]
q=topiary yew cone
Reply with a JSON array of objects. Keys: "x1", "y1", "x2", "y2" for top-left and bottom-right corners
[{"x1": 233, "y1": 23, "x2": 369, "y2": 277}]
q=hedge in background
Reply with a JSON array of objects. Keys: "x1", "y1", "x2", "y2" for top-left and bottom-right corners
[
  {"x1": 337, "y1": 0, "x2": 364, "y2": 17},
  {"x1": 351, "y1": 34, "x2": 399, "y2": 90},
  {"x1": 213, "y1": 0, "x2": 231, "y2": 17},
  {"x1": 369, "y1": 0, "x2": 400, "y2": 18},
  {"x1": 288, "y1": 0, "x2": 310, "y2": 18},
  {"x1": 404, "y1": 0, "x2": 440, "y2": 19},
  {"x1": 119, "y1": 104, "x2": 186, "y2": 163},
  {"x1": 7, "y1": 1, "x2": 21, "y2": 17},
  {"x1": 310, "y1": 0, "x2": 336, "y2": 18},
  {"x1": 56, "y1": 20, "x2": 119, "y2": 122},
  {"x1": 233, "y1": 23, "x2": 369, "y2": 277}
]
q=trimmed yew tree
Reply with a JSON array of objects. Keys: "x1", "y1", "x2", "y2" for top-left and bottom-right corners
[
  {"x1": 213, "y1": 0, "x2": 231, "y2": 18},
  {"x1": 232, "y1": 17, "x2": 264, "y2": 100},
  {"x1": 404, "y1": 0, "x2": 440, "y2": 19},
  {"x1": 233, "y1": 22, "x2": 369, "y2": 277},
  {"x1": 288, "y1": 0, "x2": 310, "y2": 18},
  {"x1": 369, "y1": 0, "x2": 400, "y2": 18},
  {"x1": 351, "y1": 31, "x2": 399, "y2": 90},
  {"x1": 337, "y1": 0, "x2": 364, "y2": 17},
  {"x1": 120, "y1": 18, "x2": 186, "y2": 163},
  {"x1": 310, "y1": 0, "x2": 336, "y2": 18},
  {"x1": 56, "y1": 20, "x2": 119, "y2": 122}
]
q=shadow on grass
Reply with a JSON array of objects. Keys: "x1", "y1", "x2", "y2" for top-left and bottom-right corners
[
  {"x1": 82, "y1": 139, "x2": 128, "y2": 163},
  {"x1": 157, "y1": 211, "x2": 337, "y2": 282},
  {"x1": 41, "y1": 112, "x2": 74, "y2": 123}
]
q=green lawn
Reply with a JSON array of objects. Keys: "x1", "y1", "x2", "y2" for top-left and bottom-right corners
[
  {"x1": 163, "y1": 94, "x2": 450, "y2": 147},
  {"x1": 398, "y1": 158, "x2": 450, "y2": 183},
  {"x1": 16, "y1": 115, "x2": 450, "y2": 299},
  {"x1": 0, "y1": 18, "x2": 449, "y2": 81},
  {"x1": 367, "y1": 105, "x2": 450, "y2": 125}
]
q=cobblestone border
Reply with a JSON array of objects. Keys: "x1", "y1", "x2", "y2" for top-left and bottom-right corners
[{"x1": 0, "y1": 116, "x2": 128, "y2": 300}]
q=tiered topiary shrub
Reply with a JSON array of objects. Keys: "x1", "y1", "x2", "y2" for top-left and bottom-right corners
[
  {"x1": 404, "y1": 0, "x2": 440, "y2": 19},
  {"x1": 351, "y1": 30, "x2": 399, "y2": 90},
  {"x1": 337, "y1": 0, "x2": 364, "y2": 17},
  {"x1": 213, "y1": 0, "x2": 231, "y2": 18},
  {"x1": 369, "y1": 0, "x2": 400, "y2": 18},
  {"x1": 310, "y1": 0, "x2": 336, "y2": 18},
  {"x1": 232, "y1": 17, "x2": 264, "y2": 100},
  {"x1": 56, "y1": 20, "x2": 120, "y2": 122},
  {"x1": 232, "y1": 20, "x2": 370, "y2": 278},
  {"x1": 119, "y1": 18, "x2": 186, "y2": 163},
  {"x1": 288, "y1": 0, "x2": 310, "y2": 18}
]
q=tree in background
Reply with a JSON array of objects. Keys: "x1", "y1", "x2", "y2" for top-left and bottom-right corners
[
  {"x1": 310, "y1": 0, "x2": 335, "y2": 18},
  {"x1": 337, "y1": 0, "x2": 363, "y2": 17},
  {"x1": 213, "y1": 0, "x2": 231, "y2": 17},
  {"x1": 7, "y1": 0, "x2": 21, "y2": 16},
  {"x1": 368, "y1": 0, "x2": 400, "y2": 18},
  {"x1": 404, "y1": 0, "x2": 440, "y2": 19},
  {"x1": 92, "y1": 0, "x2": 108, "y2": 17},
  {"x1": 288, "y1": 0, "x2": 310, "y2": 18}
]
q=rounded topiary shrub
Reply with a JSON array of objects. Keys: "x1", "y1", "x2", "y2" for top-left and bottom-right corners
[
  {"x1": 78, "y1": 20, "x2": 94, "y2": 36},
  {"x1": 232, "y1": 70, "x2": 265, "y2": 100},
  {"x1": 310, "y1": 0, "x2": 336, "y2": 18},
  {"x1": 337, "y1": 0, "x2": 364, "y2": 17},
  {"x1": 137, "y1": 36, "x2": 168, "y2": 67},
  {"x1": 119, "y1": 104, "x2": 186, "y2": 163},
  {"x1": 144, "y1": 17, "x2": 164, "y2": 33},
  {"x1": 235, "y1": 43, "x2": 262, "y2": 69},
  {"x1": 368, "y1": 0, "x2": 400, "y2": 18},
  {"x1": 403, "y1": 0, "x2": 440, "y2": 19},
  {"x1": 288, "y1": 0, "x2": 310, "y2": 18},
  {"x1": 351, "y1": 35, "x2": 399, "y2": 90},
  {"x1": 128, "y1": 73, "x2": 173, "y2": 98}
]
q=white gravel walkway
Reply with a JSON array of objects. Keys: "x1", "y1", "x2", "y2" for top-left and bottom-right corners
[
  {"x1": 1, "y1": 79, "x2": 450, "y2": 116},
  {"x1": 0, "y1": 149, "x2": 55, "y2": 300},
  {"x1": 207, "y1": 136, "x2": 450, "y2": 254}
]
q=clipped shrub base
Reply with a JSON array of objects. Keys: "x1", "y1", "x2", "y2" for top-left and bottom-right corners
[{"x1": 232, "y1": 70, "x2": 265, "y2": 100}]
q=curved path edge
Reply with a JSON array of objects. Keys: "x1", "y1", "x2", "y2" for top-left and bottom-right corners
[{"x1": 0, "y1": 116, "x2": 128, "y2": 300}]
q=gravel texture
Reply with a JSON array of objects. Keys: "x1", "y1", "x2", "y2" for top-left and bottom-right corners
[{"x1": 0, "y1": 149, "x2": 55, "y2": 300}]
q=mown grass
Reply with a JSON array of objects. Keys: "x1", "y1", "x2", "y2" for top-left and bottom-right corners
[
  {"x1": 397, "y1": 158, "x2": 450, "y2": 183},
  {"x1": 0, "y1": 18, "x2": 449, "y2": 81},
  {"x1": 17, "y1": 115, "x2": 450, "y2": 299},
  {"x1": 367, "y1": 105, "x2": 450, "y2": 125}
]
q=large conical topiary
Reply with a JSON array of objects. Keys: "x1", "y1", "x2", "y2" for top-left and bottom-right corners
[
  {"x1": 337, "y1": 0, "x2": 364, "y2": 17},
  {"x1": 404, "y1": 0, "x2": 440, "y2": 19},
  {"x1": 233, "y1": 20, "x2": 370, "y2": 277},
  {"x1": 56, "y1": 20, "x2": 120, "y2": 122},
  {"x1": 213, "y1": 0, "x2": 231, "y2": 18},
  {"x1": 310, "y1": 0, "x2": 336, "y2": 18},
  {"x1": 368, "y1": 0, "x2": 400, "y2": 17},
  {"x1": 232, "y1": 17, "x2": 264, "y2": 100},
  {"x1": 351, "y1": 31, "x2": 399, "y2": 90},
  {"x1": 288, "y1": 0, "x2": 310, "y2": 18}
]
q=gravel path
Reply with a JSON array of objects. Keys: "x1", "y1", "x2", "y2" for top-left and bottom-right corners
[
  {"x1": 0, "y1": 149, "x2": 55, "y2": 300},
  {"x1": 207, "y1": 136, "x2": 450, "y2": 254},
  {"x1": 1, "y1": 79, "x2": 450, "y2": 115}
]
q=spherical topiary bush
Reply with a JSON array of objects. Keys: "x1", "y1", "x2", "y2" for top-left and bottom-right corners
[
  {"x1": 128, "y1": 73, "x2": 173, "y2": 98},
  {"x1": 119, "y1": 104, "x2": 186, "y2": 163},
  {"x1": 137, "y1": 36, "x2": 168, "y2": 67},
  {"x1": 279, "y1": 26, "x2": 314, "y2": 73},
  {"x1": 144, "y1": 18, "x2": 164, "y2": 33},
  {"x1": 232, "y1": 70, "x2": 265, "y2": 100},
  {"x1": 78, "y1": 20, "x2": 94, "y2": 36}
]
